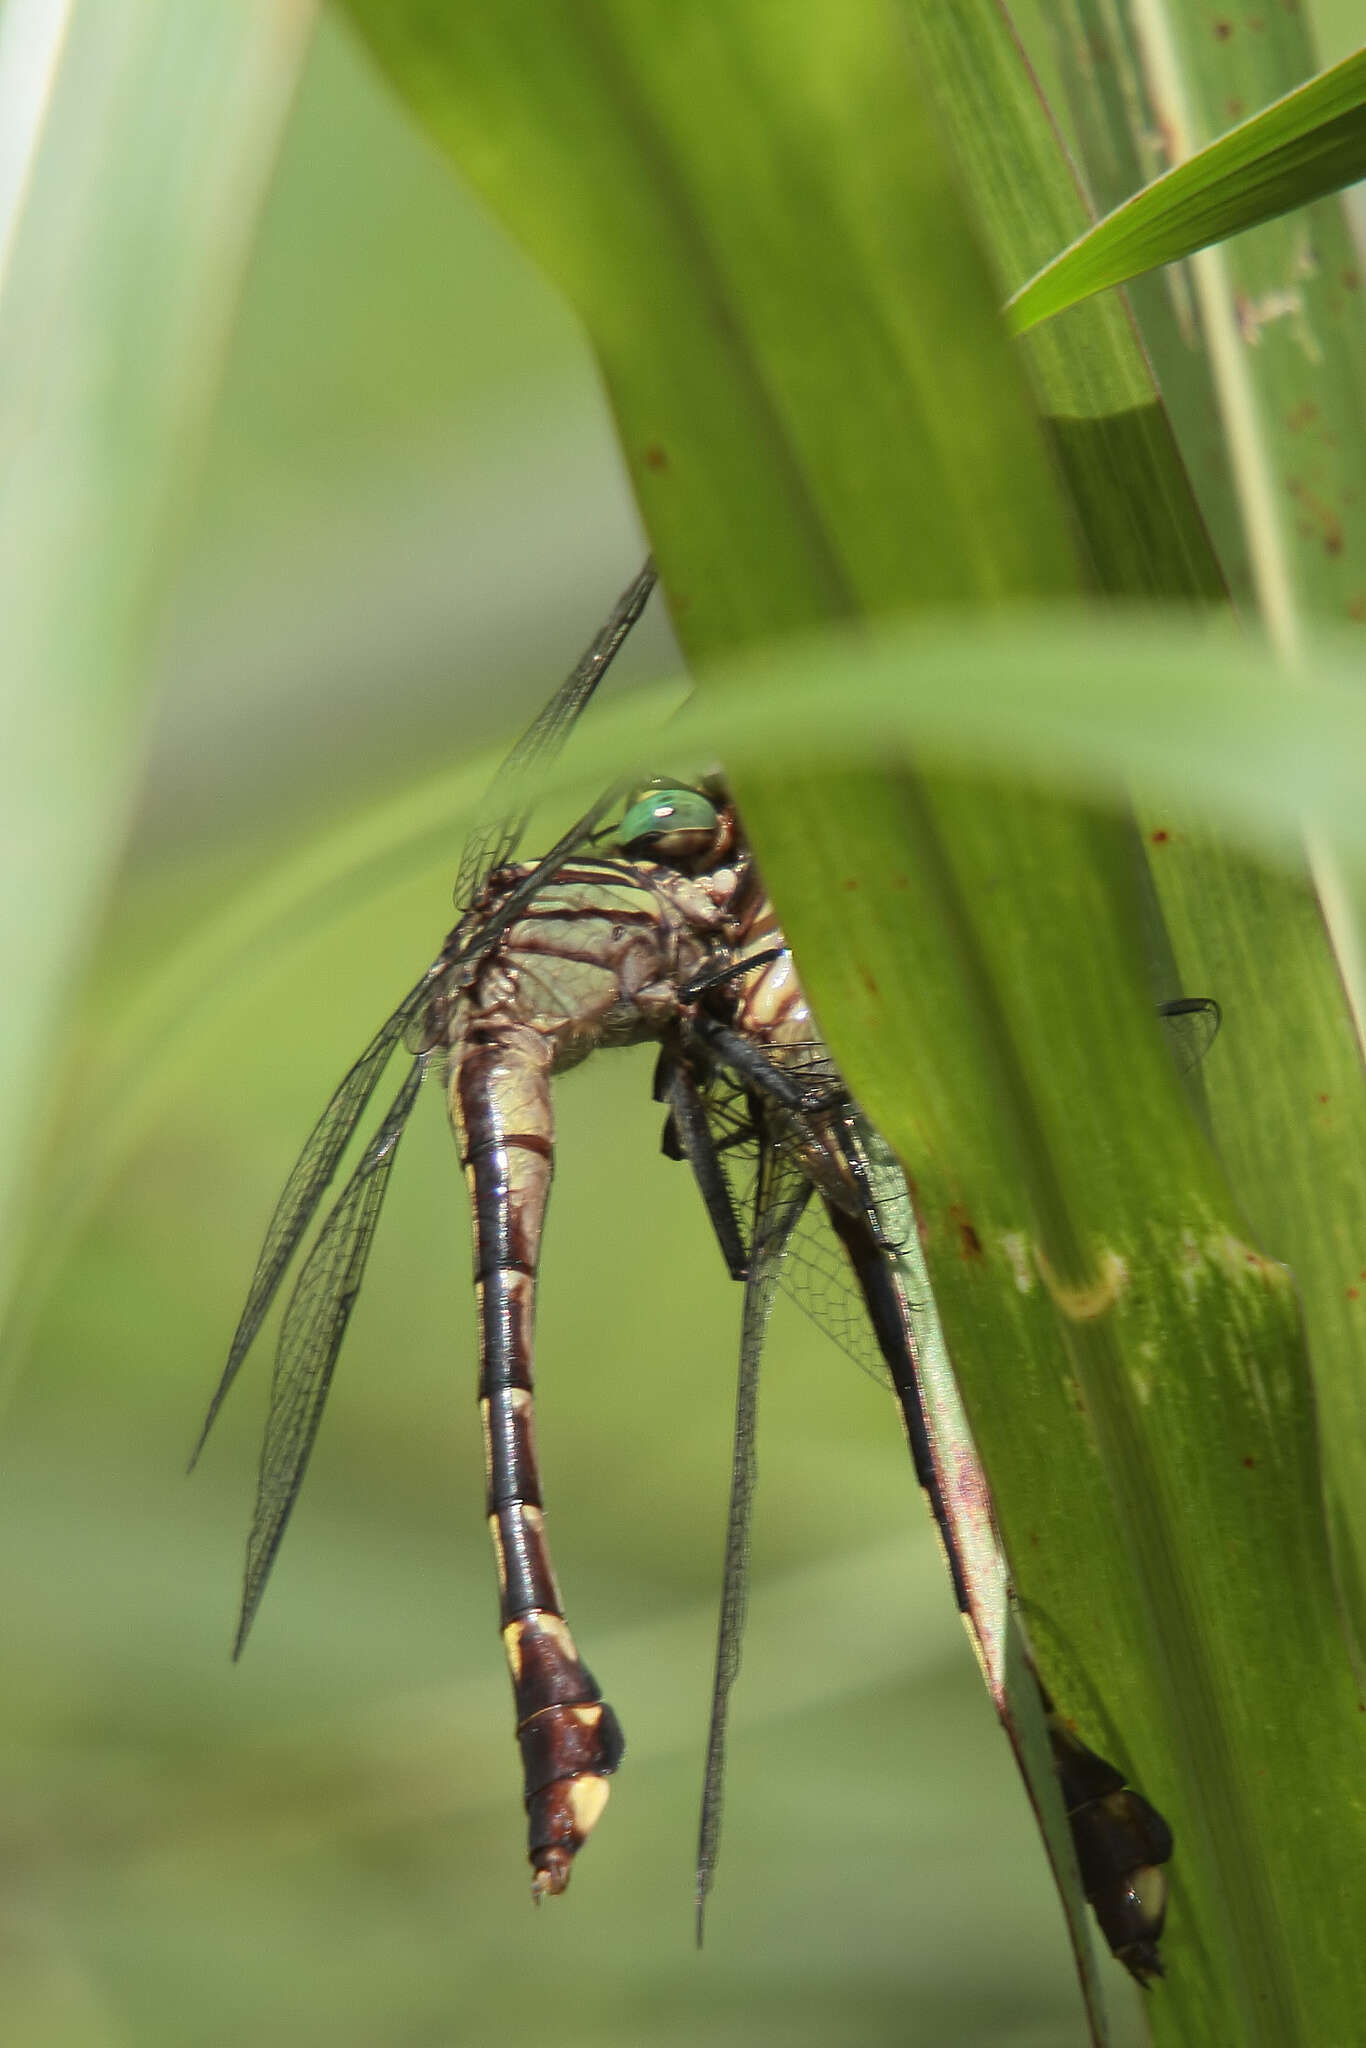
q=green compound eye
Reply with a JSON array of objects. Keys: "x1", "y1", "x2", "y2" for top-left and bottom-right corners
[{"x1": 615, "y1": 786, "x2": 722, "y2": 866}]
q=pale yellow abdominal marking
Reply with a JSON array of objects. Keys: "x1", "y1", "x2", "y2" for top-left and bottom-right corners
[
  {"x1": 566, "y1": 1775, "x2": 611, "y2": 1834},
  {"x1": 487, "y1": 1514, "x2": 507, "y2": 1594},
  {"x1": 535, "y1": 1612, "x2": 577, "y2": 1658}
]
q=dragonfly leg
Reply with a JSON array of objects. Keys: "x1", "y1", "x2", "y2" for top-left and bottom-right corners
[
  {"x1": 683, "y1": 1014, "x2": 834, "y2": 1118},
  {"x1": 452, "y1": 1022, "x2": 624, "y2": 1898},
  {"x1": 685, "y1": 1018, "x2": 902, "y2": 1256},
  {"x1": 652, "y1": 1051, "x2": 749, "y2": 1280},
  {"x1": 677, "y1": 947, "x2": 786, "y2": 1002},
  {"x1": 826, "y1": 1201, "x2": 975, "y2": 1619}
]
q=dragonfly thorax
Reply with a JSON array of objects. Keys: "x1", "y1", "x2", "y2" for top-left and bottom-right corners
[{"x1": 437, "y1": 853, "x2": 743, "y2": 1076}]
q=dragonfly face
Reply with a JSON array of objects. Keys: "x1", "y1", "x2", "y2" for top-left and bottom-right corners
[{"x1": 200, "y1": 569, "x2": 1202, "y2": 1988}]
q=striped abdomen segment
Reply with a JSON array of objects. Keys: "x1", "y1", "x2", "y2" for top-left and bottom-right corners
[{"x1": 453, "y1": 1019, "x2": 623, "y2": 1896}]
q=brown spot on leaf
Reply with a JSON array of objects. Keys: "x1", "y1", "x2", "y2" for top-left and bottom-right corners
[
  {"x1": 1287, "y1": 400, "x2": 1318, "y2": 431},
  {"x1": 859, "y1": 966, "x2": 879, "y2": 998},
  {"x1": 1150, "y1": 828, "x2": 1170, "y2": 844},
  {"x1": 642, "y1": 444, "x2": 668, "y2": 471},
  {"x1": 1349, "y1": 1287, "x2": 1360, "y2": 1301},
  {"x1": 1242, "y1": 1455, "x2": 1256, "y2": 1469},
  {"x1": 1213, "y1": 17, "x2": 1232, "y2": 36},
  {"x1": 1348, "y1": 594, "x2": 1366, "y2": 623},
  {"x1": 1286, "y1": 475, "x2": 1344, "y2": 556},
  {"x1": 1226, "y1": 97, "x2": 1244, "y2": 119},
  {"x1": 949, "y1": 1206, "x2": 983, "y2": 1260},
  {"x1": 1344, "y1": 268, "x2": 1360, "y2": 292}
]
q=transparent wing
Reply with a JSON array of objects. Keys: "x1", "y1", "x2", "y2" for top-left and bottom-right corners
[
  {"x1": 1158, "y1": 994, "x2": 1221, "y2": 1074},
  {"x1": 695, "y1": 1140, "x2": 812, "y2": 1941},
  {"x1": 446, "y1": 782, "x2": 630, "y2": 978},
  {"x1": 675, "y1": 1043, "x2": 898, "y2": 1387},
  {"x1": 191, "y1": 971, "x2": 436, "y2": 1465},
  {"x1": 232, "y1": 1054, "x2": 428, "y2": 1655},
  {"x1": 452, "y1": 559, "x2": 655, "y2": 910},
  {"x1": 201, "y1": 563, "x2": 658, "y2": 1464}
]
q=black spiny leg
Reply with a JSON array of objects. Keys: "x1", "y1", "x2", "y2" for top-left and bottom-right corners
[
  {"x1": 652, "y1": 1051, "x2": 749, "y2": 1281},
  {"x1": 683, "y1": 1014, "x2": 828, "y2": 1115}
]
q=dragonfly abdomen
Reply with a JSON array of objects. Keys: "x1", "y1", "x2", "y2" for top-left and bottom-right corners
[
  {"x1": 442, "y1": 854, "x2": 742, "y2": 1898},
  {"x1": 453, "y1": 1020, "x2": 624, "y2": 1896}
]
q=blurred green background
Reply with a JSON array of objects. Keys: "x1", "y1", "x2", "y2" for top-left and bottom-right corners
[{"x1": 6, "y1": 9, "x2": 1360, "y2": 2045}]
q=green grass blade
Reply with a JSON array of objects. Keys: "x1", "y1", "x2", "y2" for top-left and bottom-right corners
[
  {"x1": 1032, "y1": 5, "x2": 1366, "y2": 627},
  {"x1": 44, "y1": 611, "x2": 1366, "y2": 1222},
  {"x1": 1007, "y1": 47, "x2": 1366, "y2": 331},
  {"x1": 0, "y1": 0, "x2": 314, "y2": 1323},
  {"x1": 919, "y1": 0, "x2": 1366, "y2": 1770},
  {"x1": 1014, "y1": 0, "x2": 1366, "y2": 1869}
]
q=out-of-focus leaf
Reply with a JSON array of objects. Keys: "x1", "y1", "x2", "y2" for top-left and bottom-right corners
[
  {"x1": 0, "y1": 0, "x2": 316, "y2": 1322},
  {"x1": 1008, "y1": 48, "x2": 1366, "y2": 330},
  {"x1": 40, "y1": 612, "x2": 1366, "y2": 1282}
]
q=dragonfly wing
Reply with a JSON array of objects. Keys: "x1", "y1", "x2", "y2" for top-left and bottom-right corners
[
  {"x1": 191, "y1": 974, "x2": 434, "y2": 1466},
  {"x1": 452, "y1": 560, "x2": 656, "y2": 910},
  {"x1": 1158, "y1": 993, "x2": 1221, "y2": 1074},
  {"x1": 677, "y1": 1036, "x2": 896, "y2": 1384},
  {"x1": 232, "y1": 1053, "x2": 427, "y2": 1655},
  {"x1": 695, "y1": 1143, "x2": 812, "y2": 1941},
  {"x1": 772, "y1": 1196, "x2": 895, "y2": 1385},
  {"x1": 447, "y1": 783, "x2": 630, "y2": 980}
]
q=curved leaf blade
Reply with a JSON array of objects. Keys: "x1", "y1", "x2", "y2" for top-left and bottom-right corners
[{"x1": 1008, "y1": 47, "x2": 1366, "y2": 331}]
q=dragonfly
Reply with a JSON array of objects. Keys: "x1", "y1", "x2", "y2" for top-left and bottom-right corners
[{"x1": 196, "y1": 563, "x2": 1218, "y2": 1988}]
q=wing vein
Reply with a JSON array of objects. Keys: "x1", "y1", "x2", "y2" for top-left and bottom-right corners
[{"x1": 232, "y1": 1054, "x2": 428, "y2": 1655}]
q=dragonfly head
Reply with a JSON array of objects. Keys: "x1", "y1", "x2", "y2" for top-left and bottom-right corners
[{"x1": 614, "y1": 781, "x2": 736, "y2": 872}]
